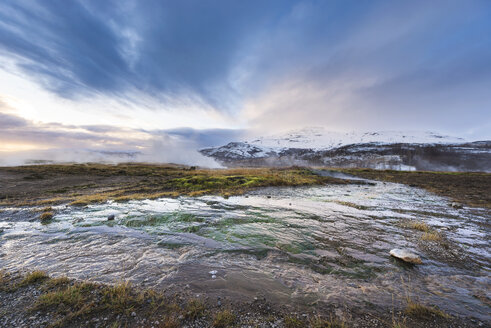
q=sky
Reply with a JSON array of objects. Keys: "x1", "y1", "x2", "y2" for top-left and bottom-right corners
[{"x1": 0, "y1": 0, "x2": 490, "y2": 164}]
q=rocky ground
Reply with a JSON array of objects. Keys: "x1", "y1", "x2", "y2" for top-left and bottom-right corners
[{"x1": 0, "y1": 270, "x2": 486, "y2": 328}]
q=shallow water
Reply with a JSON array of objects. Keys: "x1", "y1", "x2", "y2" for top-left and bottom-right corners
[{"x1": 0, "y1": 181, "x2": 490, "y2": 320}]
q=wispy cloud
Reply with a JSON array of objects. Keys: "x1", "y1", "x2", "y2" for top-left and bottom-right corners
[
  {"x1": 0, "y1": 0, "x2": 490, "y2": 145},
  {"x1": 0, "y1": 104, "x2": 241, "y2": 166}
]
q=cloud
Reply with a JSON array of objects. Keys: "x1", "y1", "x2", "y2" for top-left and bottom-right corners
[
  {"x1": 0, "y1": 0, "x2": 490, "y2": 140},
  {"x1": 240, "y1": 1, "x2": 491, "y2": 139},
  {"x1": 0, "y1": 0, "x2": 294, "y2": 111},
  {"x1": 0, "y1": 109, "x2": 233, "y2": 166},
  {"x1": 0, "y1": 111, "x2": 28, "y2": 128},
  {"x1": 162, "y1": 127, "x2": 246, "y2": 148}
]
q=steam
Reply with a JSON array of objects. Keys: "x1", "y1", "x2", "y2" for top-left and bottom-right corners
[
  {"x1": 0, "y1": 135, "x2": 221, "y2": 168},
  {"x1": 140, "y1": 135, "x2": 221, "y2": 167},
  {"x1": 0, "y1": 110, "x2": 225, "y2": 167}
]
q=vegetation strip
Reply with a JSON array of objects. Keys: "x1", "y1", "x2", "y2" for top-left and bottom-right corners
[
  {"x1": 0, "y1": 164, "x2": 362, "y2": 207},
  {"x1": 0, "y1": 270, "x2": 472, "y2": 328}
]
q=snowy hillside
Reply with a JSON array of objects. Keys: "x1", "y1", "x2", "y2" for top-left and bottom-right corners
[
  {"x1": 247, "y1": 127, "x2": 465, "y2": 151},
  {"x1": 200, "y1": 127, "x2": 490, "y2": 171}
]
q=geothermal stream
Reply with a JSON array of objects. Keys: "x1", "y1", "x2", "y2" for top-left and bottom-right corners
[{"x1": 0, "y1": 179, "x2": 490, "y2": 321}]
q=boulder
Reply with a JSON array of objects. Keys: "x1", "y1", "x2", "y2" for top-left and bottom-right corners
[{"x1": 390, "y1": 248, "x2": 422, "y2": 264}]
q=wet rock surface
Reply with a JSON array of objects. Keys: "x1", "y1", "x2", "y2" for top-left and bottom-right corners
[{"x1": 1, "y1": 181, "x2": 490, "y2": 325}]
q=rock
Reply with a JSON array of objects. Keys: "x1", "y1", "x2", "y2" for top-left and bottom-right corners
[
  {"x1": 390, "y1": 248, "x2": 422, "y2": 264},
  {"x1": 107, "y1": 214, "x2": 115, "y2": 221},
  {"x1": 131, "y1": 312, "x2": 136, "y2": 317},
  {"x1": 451, "y1": 202, "x2": 463, "y2": 209}
]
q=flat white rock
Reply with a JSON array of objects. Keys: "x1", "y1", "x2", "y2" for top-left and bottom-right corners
[{"x1": 390, "y1": 248, "x2": 422, "y2": 264}]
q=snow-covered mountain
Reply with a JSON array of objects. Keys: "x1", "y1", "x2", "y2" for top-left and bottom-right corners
[
  {"x1": 200, "y1": 128, "x2": 490, "y2": 171},
  {"x1": 247, "y1": 127, "x2": 465, "y2": 150}
]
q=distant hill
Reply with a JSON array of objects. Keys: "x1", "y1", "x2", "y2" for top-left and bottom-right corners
[{"x1": 200, "y1": 128, "x2": 491, "y2": 172}]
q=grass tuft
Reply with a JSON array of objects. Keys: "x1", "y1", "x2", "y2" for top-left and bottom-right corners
[
  {"x1": 213, "y1": 309, "x2": 236, "y2": 327},
  {"x1": 392, "y1": 321, "x2": 407, "y2": 328},
  {"x1": 43, "y1": 276, "x2": 70, "y2": 289},
  {"x1": 420, "y1": 231, "x2": 442, "y2": 242},
  {"x1": 407, "y1": 221, "x2": 430, "y2": 232},
  {"x1": 40, "y1": 211, "x2": 54, "y2": 222},
  {"x1": 35, "y1": 284, "x2": 84, "y2": 309},
  {"x1": 284, "y1": 316, "x2": 304, "y2": 328},
  {"x1": 70, "y1": 194, "x2": 108, "y2": 206},
  {"x1": 405, "y1": 301, "x2": 449, "y2": 319},
  {"x1": 0, "y1": 270, "x2": 11, "y2": 292},
  {"x1": 310, "y1": 315, "x2": 346, "y2": 328},
  {"x1": 185, "y1": 298, "x2": 206, "y2": 320},
  {"x1": 335, "y1": 201, "x2": 369, "y2": 210},
  {"x1": 102, "y1": 281, "x2": 144, "y2": 314},
  {"x1": 20, "y1": 271, "x2": 48, "y2": 286},
  {"x1": 160, "y1": 316, "x2": 181, "y2": 328}
]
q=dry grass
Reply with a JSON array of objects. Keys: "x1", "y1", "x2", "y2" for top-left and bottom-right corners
[
  {"x1": 32, "y1": 279, "x2": 148, "y2": 326},
  {"x1": 70, "y1": 194, "x2": 111, "y2": 206},
  {"x1": 43, "y1": 276, "x2": 70, "y2": 289},
  {"x1": 1, "y1": 164, "x2": 354, "y2": 207},
  {"x1": 335, "y1": 201, "x2": 369, "y2": 210},
  {"x1": 407, "y1": 221, "x2": 430, "y2": 232},
  {"x1": 310, "y1": 315, "x2": 347, "y2": 328},
  {"x1": 185, "y1": 298, "x2": 206, "y2": 320},
  {"x1": 0, "y1": 270, "x2": 7, "y2": 283},
  {"x1": 420, "y1": 231, "x2": 443, "y2": 242},
  {"x1": 405, "y1": 301, "x2": 449, "y2": 319},
  {"x1": 401, "y1": 277, "x2": 450, "y2": 321},
  {"x1": 212, "y1": 309, "x2": 236, "y2": 327},
  {"x1": 284, "y1": 316, "x2": 304, "y2": 328},
  {"x1": 0, "y1": 270, "x2": 9, "y2": 291},
  {"x1": 101, "y1": 281, "x2": 144, "y2": 314},
  {"x1": 39, "y1": 211, "x2": 54, "y2": 222},
  {"x1": 392, "y1": 321, "x2": 407, "y2": 328},
  {"x1": 405, "y1": 220, "x2": 446, "y2": 243},
  {"x1": 160, "y1": 316, "x2": 181, "y2": 328},
  {"x1": 36, "y1": 284, "x2": 85, "y2": 309},
  {"x1": 20, "y1": 271, "x2": 48, "y2": 286}
]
